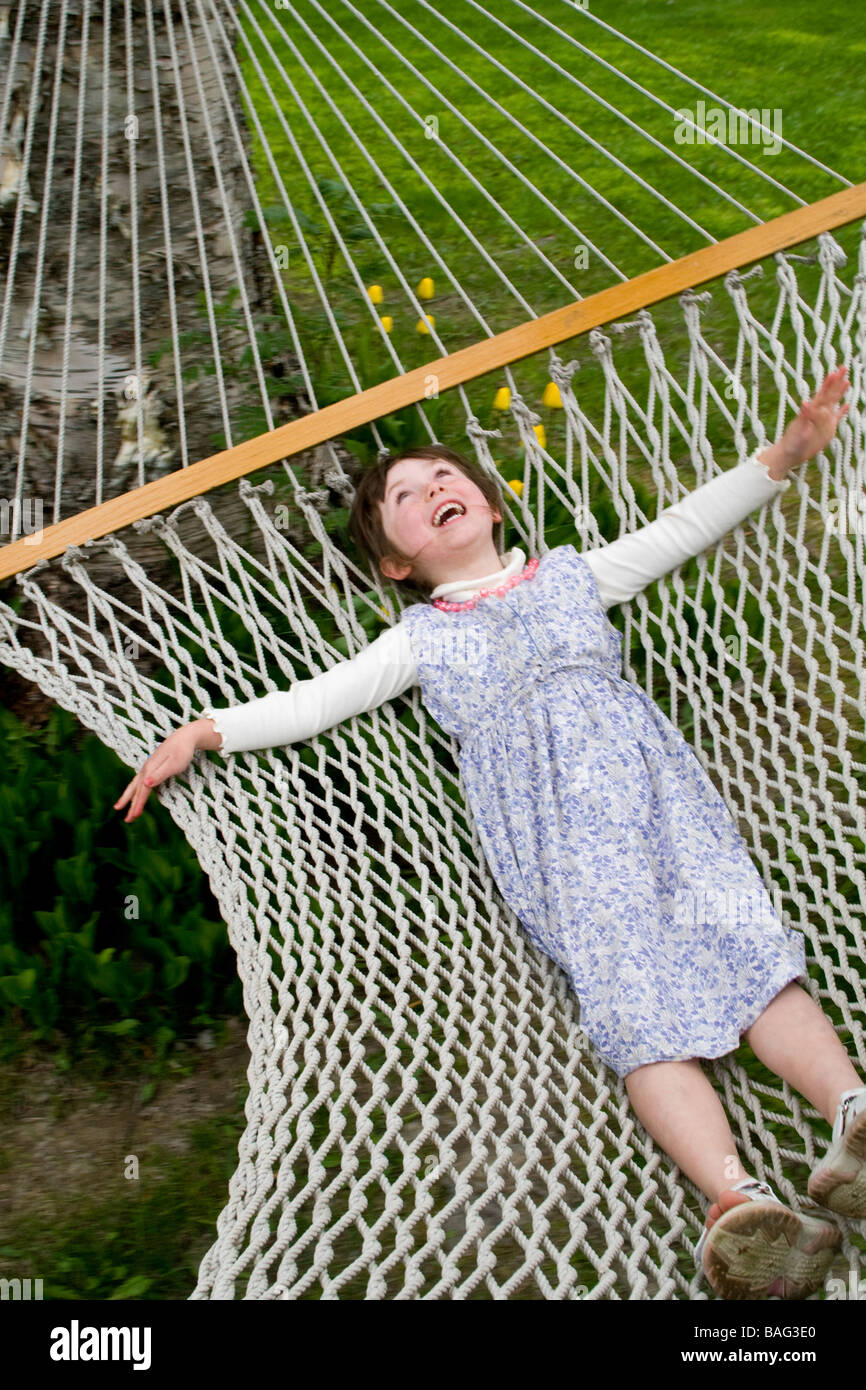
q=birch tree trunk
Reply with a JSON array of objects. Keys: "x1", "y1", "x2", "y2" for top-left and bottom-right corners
[{"x1": 0, "y1": 0, "x2": 338, "y2": 728}]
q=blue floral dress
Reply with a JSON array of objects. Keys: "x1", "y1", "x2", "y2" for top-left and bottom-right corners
[{"x1": 400, "y1": 545, "x2": 809, "y2": 1078}]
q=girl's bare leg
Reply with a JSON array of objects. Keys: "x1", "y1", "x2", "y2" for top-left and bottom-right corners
[
  {"x1": 624, "y1": 1057, "x2": 750, "y2": 1206},
  {"x1": 626, "y1": 1058, "x2": 805, "y2": 1242},
  {"x1": 742, "y1": 981, "x2": 864, "y2": 1125},
  {"x1": 626, "y1": 982, "x2": 866, "y2": 1236}
]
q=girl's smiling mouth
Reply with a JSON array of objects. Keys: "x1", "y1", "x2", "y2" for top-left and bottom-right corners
[{"x1": 431, "y1": 500, "x2": 467, "y2": 527}]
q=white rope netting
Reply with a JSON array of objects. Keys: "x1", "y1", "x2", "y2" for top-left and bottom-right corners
[
  {"x1": 1, "y1": 0, "x2": 864, "y2": 1298},
  {"x1": 2, "y1": 229, "x2": 865, "y2": 1296}
]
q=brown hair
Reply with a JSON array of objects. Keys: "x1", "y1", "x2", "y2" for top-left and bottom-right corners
[{"x1": 347, "y1": 444, "x2": 508, "y2": 604}]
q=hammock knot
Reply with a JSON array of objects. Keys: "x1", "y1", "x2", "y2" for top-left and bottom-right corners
[
  {"x1": 133, "y1": 515, "x2": 169, "y2": 536},
  {"x1": 295, "y1": 487, "x2": 330, "y2": 510},
  {"x1": 60, "y1": 541, "x2": 99, "y2": 570},
  {"x1": 606, "y1": 312, "x2": 651, "y2": 336},
  {"x1": 588, "y1": 327, "x2": 613, "y2": 358},
  {"x1": 548, "y1": 357, "x2": 581, "y2": 389},
  {"x1": 321, "y1": 467, "x2": 356, "y2": 503},
  {"x1": 238, "y1": 478, "x2": 275, "y2": 500},
  {"x1": 724, "y1": 265, "x2": 764, "y2": 295},
  {"x1": 816, "y1": 231, "x2": 848, "y2": 270},
  {"x1": 508, "y1": 395, "x2": 541, "y2": 427},
  {"x1": 678, "y1": 289, "x2": 713, "y2": 310},
  {"x1": 465, "y1": 415, "x2": 503, "y2": 443}
]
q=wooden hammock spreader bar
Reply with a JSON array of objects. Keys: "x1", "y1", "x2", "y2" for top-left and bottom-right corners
[{"x1": 3, "y1": 181, "x2": 865, "y2": 582}]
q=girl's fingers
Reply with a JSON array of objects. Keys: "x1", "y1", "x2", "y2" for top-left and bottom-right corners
[
  {"x1": 117, "y1": 754, "x2": 182, "y2": 820},
  {"x1": 115, "y1": 741, "x2": 174, "y2": 815},
  {"x1": 114, "y1": 779, "x2": 137, "y2": 810},
  {"x1": 127, "y1": 780, "x2": 151, "y2": 822},
  {"x1": 812, "y1": 369, "x2": 846, "y2": 406},
  {"x1": 115, "y1": 770, "x2": 152, "y2": 818}
]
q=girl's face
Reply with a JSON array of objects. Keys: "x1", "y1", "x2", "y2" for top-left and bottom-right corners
[{"x1": 377, "y1": 456, "x2": 502, "y2": 586}]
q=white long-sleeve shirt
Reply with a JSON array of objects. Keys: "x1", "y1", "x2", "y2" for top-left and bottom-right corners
[{"x1": 198, "y1": 449, "x2": 790, "y2": 756}]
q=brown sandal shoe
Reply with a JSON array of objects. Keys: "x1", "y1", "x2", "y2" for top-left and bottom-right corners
[
  {"x1": 701, "y1": 1191, "x2": 841, "y2": 1300},
  {"x1": 808, "y1": 1090, "x2": 866, "y2": 1218}
]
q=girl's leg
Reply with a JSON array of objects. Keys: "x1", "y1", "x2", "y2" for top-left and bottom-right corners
[
  {"x1": 626, "y1": 1058, "x2": 796, "y2": 1241},
  {"x1": 624, "y1": 1057, "x2": 750, "y2": 1203},
  {"x1": 742, "y1": 981, "x2": 865, "y2": 1124}
]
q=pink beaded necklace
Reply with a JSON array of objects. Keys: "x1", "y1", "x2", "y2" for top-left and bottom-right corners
[{"x1": 432, "y1": 555, "x2": 540, "y2": 611}]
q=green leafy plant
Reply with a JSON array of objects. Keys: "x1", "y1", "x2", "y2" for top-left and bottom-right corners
[{"x1": 0, "y1": 704, "x2": 242, "y2": 1074}]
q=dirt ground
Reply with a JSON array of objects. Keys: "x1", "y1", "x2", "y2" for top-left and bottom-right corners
[{"x1": 0, "y1": 1017, "x2": 251, "y2": 1238}]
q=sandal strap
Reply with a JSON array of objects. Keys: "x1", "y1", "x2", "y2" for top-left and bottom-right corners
[
  {"x1": 729, "y1": 1178, "x2": 781, "y2": 1201},
  {"x1": 834, "y1": 1087, "x2": 866, "y2": 1143}
]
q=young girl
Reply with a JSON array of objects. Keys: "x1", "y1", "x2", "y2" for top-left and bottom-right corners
[{"x1": 115, "y1": 366, "x2": 866, "y2": 1301}]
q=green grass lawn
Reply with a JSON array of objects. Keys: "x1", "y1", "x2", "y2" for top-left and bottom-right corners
[{"x1": 238, "y1": 0, "x2": 865, "y2": 396}]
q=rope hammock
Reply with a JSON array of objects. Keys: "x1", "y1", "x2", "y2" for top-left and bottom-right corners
[{"x1": 1, "y1": 1, "x2": 864, "y2": 1299}]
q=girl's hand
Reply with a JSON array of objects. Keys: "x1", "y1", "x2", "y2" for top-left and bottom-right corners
[
  {"x1": 113, "y1": 724, "x2": 201, "y2": 823},
  {"x1": 783, "y1": 366, "x2": 851, "y2": 466}
]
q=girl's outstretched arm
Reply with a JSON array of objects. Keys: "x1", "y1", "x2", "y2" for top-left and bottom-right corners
[
  {"x1": 115, "y1": 622, "x2": 418, "y2": 821},
  {"x1": 197, "y1": 622, "x2": 416, "y2": 756},
  {"x1": 582, "y1": 367, "x2": 850, "y2": 611},
  {"x1": 580, "y1": 447, "x2": 789, "y2": 610}
]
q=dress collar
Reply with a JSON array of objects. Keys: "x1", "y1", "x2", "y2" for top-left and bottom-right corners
[{"x1": 429, "y1": 547, "x2": 526, "y2": 605}]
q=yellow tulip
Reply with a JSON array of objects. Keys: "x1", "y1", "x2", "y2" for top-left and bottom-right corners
[
  {"x1": 380, "y1": 315, "x2": 393, "y2": 333},
  {"x1": 507, "y1": 479, "x2": 524, "y2": 498},
  {"x1": 542, "y1": 381, "x2": 563, "y2": 408},
  {"x1": 493, "y1": 387, "x2": 511, "y2": 411},
  {"x1": 367, "y1": 284, "x2": 384, "y2": 304},
  {"x1": 532, "y1": 424, "x2": 546, "y2": 450},
  {"x1": 417, "y1": 277, "x2": 434, "y2": 299},
  {"x1": 417, "y1": 314, "x2": 435, "y2": 334}
]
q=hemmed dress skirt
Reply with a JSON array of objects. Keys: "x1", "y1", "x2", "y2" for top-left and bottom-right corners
[{"x1": 400, "y1": 544, "x2": 809, "y2": 1079}]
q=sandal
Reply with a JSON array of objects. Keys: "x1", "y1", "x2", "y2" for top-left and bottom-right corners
[
  {"x1": 695, "y1": 1178, "x2": 841, "y2": 1300},
  {"x1": 808, "y1": 1085, "x2": 866, "y2": 1219}
]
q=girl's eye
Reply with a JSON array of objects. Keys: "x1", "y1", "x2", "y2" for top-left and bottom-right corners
[{"x1": 396, "y1": 467, "x2": 450, "y2": 504}]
